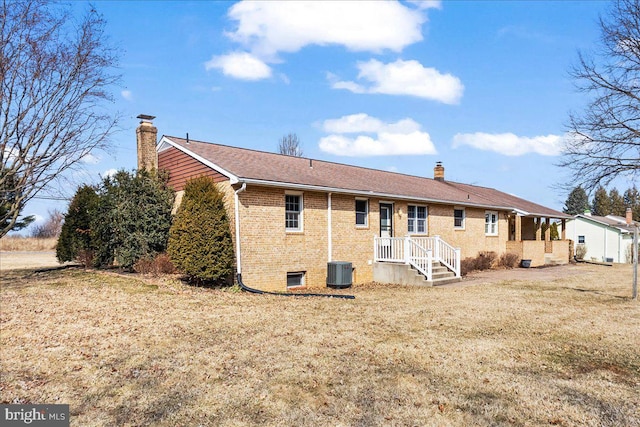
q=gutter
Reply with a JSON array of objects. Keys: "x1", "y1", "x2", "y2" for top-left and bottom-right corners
[{"x1": 239, "y1": 178, "x2": 517, "y2": 213}]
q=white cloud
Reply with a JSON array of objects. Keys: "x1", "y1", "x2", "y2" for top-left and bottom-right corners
[
  {"x1": 121, "y1": 90, "x2": 133, "y2": 101},
  {"x1": 80, "y1": 153, "x2": 100, "y2": 165},
  {"x1": 226, "y1": 1, "x2": 425, "y2": 59},
  {"x1": 407, "y1": 0, "x2": 442, "y2": 10},
  {"x1": 319, "y1": 113, "x2": 437, "y2": 157},
  {"x1": 452, "y1": 132, "x2": 564, "y2": 156},
  {"x1": 102, "y1": 168, "x2": 118, "y2": 179},
  {"x1": 205, "y1": 52, "x2": 272, "y2": 80},
  {"x1": 330, "y1": 59, "x2": 463, "y2": 104},
  {"x1": 323, "y1": 113, "x2": 421, "y2": 134}
]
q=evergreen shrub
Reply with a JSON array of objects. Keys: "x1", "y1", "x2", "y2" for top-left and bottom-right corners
[
  {"x1": 56, "y1": 185, "x2": 99, "y2": 266},
  {"x1": 167, "y1": 176, "x2": 234, "y2": 285}
]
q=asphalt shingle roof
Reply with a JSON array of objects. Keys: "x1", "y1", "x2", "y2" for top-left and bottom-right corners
[{"x1": 163, "y1": 136, "x2": 569, "y2": 218}]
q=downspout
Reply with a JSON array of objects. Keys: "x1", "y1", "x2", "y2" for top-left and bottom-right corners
[
  {"x1": 234, "y1": 182, "x2": 247, "y2": 275},
  {"x1": 604, "y1": 226, "x2": 607, "y2": 262},
  {"x1": 328, "y1": 192, "x2": 332, "y2": 262}
]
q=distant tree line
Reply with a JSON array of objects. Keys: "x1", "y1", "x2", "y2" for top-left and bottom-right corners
[{"x1": 563, "y1": 185, "x2": 640, "y2": 219}]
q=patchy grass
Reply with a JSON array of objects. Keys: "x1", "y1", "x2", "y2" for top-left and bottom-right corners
[
  {"x1": 1, "y1": 264, "x2": 638, "y2": 426},
  {"x1": 0, "y1": 236, "x2": 57, "y2": 251}
]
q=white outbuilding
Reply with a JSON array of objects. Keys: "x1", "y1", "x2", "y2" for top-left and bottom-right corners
[{"x1": 566, "y1": 209, "x2": 637, "y2": 263}]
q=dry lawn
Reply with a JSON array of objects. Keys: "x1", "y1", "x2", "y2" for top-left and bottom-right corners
[
  {"x1": 1, "y1": 264, "x2": 638, "y2": 426},
  {"x1": 0, "y1": 236, "x2": 57, "y2": 251}
]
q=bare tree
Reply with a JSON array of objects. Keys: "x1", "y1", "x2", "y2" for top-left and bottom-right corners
[
  {"x1": 559, "y1": 0, "x2": 640, "y2": 191},
  {"x1": 30, "y1": 209, "x2": 64, "y2": 238},
  {"x1": 0, "y1": 0, "x2": 120, "y2": 237},
  {"x1": 278, "y1": 133, "x2": 303, "y2": 157}
]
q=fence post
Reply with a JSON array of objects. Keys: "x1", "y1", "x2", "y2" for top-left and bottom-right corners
[
  {"x1": 373, "y1": 237, "x2": 378, "y2": 261},
  {"x1": 455, "y1": 248, "x2": 461, "y2": 277},
  {"x1": 404, "y1": 236, "x2": 410, "y2": 265}
]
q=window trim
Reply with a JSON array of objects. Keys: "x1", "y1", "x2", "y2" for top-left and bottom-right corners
[
  {"x1": 355, "y1": 198, "x2": 369, "y2": 228},
  {"x1": 286, "y1": 271, "x2": 306, "y2": 288},
  {"x1": 454, "y1": 207, "x2": 466, "y2": 230},
  {"x1": 285, "y1": 191, "x2": 303, "y2": 233},
  {"x1": 407, "y1": 204, "x2": 428, "y2": 235},
  {"x1": 485, "y1": 210, "x2": 498, "y2": 236}
]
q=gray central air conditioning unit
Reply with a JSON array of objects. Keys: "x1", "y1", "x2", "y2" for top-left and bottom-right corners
[{"x1": 327, "y1": 261, "x2": 352, "y2": 289}]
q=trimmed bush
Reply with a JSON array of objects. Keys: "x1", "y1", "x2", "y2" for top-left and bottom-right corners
[
  {"x1": 461, "y1": 251, "x2": 501, "y2": 276},
  {"x1": 476, "y1": 251, "x2": 498, "y2": 270},
  {"x1": 167, "y1": 176, "x2": 234, "y2": 285},
  {"x1": 575, "y1": 244, "x2": 587, "y2": 260},
  {"x1": 133, "y1": 253, "x2": 176, "y2": 276},
  {"x1": 498, "y1": 252, "x2": 520, "y2": 269},
  {"x1": 460, "y1": 257, "x2": 477, "y2": 276}
]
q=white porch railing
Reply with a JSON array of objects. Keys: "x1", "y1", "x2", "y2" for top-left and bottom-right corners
[{"x1": 374, "y1": 235, "x2": 461, "y2": 280}]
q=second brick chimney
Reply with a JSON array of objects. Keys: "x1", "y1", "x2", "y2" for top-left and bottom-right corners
[
  {"x1": 136, "y1": 114, "x2": 158, "y2": 171},
  {"x1": 434, "y1": 161, "x2": 445, "y2": 181},
  {"x1": 627, "y1": 207, "x2": 633, "y2": 225}
]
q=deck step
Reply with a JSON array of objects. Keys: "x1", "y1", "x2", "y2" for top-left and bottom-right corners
[{"x1": 409, "y1": 262, "x2": 460, "y2": 285}]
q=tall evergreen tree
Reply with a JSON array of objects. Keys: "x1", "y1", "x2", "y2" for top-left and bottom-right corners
[
  {"x1": 93, "y1": 170, "x2": 174, "y2": 269},
  {"x1": 591, "y1": 186, "x2": 612, "y2": 216},
  {"x1": 563, "y1": 186, "x2": 589, "y2": 215},
  {"x1": 624, "y1": 187, "x2": 640, "y2": 221},
  {"x1": 56, "y1": 185, "x2": 99, "y2": 264},
  {"x1": 167, "y1": 176, "x2": 234, "y2": 285},
  {"x1": 609, "y1": 188, "x2": 626, "y2": 217}
]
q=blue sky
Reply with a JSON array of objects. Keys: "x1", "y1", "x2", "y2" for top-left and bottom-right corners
[{"x1": 23, "y1": 0, "x2": 614, "y2": 231}]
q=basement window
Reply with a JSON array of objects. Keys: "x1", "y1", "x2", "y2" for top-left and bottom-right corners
[{"x1": 287, "y1": 271, "x2": 306, "y2": 288}]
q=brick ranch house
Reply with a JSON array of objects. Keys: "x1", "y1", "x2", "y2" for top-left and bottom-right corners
[{"x1": 136, "y1": 116, "x2": 571, "y2": 291}]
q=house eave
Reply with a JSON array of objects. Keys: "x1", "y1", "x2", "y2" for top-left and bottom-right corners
[
  {"x1": 238, "y1": 178, "x2": 516, "y2": 212},
  {"x1": 572, "y1": 214, "x2": 634, "y2": 234}
]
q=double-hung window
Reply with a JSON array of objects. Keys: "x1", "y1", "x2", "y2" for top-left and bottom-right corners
[
  {"x1": 285, "y1": 193, "x2": 303, "y2": 232},
  {"x1": 408, "y1": 205, "x2": 428, "y2": 234},
  {"x1": 454, "y1": 208, "x2": 465, "y2": 229},
  {"x1": 355, "y1": 199, "x2": 368, "y2": 227},
  {"x1": 485, "y1": 211, "x2": 498, "y2": 236}
]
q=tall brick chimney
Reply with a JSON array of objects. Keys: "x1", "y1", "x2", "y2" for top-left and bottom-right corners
[
  {"x1": 136, "y1": 114, "x2": 157, "y2": 170},
  {"x1": 626, "y1": 207, "x2": 633, "y2": 225},
  {"x1": 434, "y1": 161, "x2": 444, "y2": 181}
]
